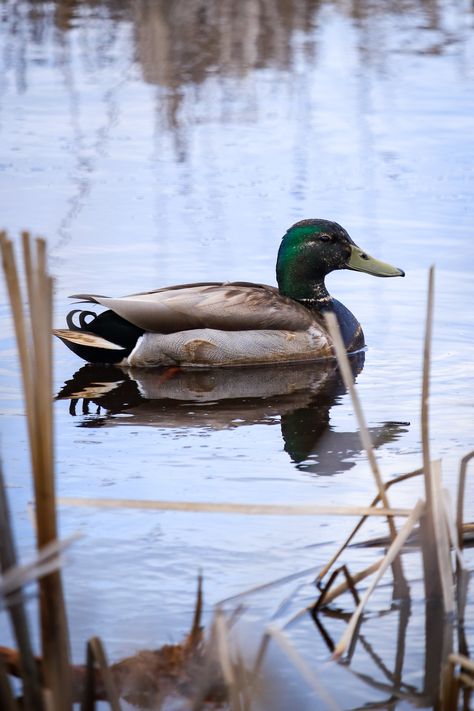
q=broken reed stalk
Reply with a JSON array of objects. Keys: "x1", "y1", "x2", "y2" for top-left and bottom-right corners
[
  {"x1": 431, "y1": 461, "x2": 455, "y2": 613},
  {"x1": 333, "y1": 500, "x2": 425, "y2": 659},
  {"x1": 315, "y1": 559, "x2": 383, "y2": 609},
  {"x1": 0, "y1": 232, "x2": 71, "y2": 709},
  {"x1": 324, "y1": 311, "x2": 408, "y2": 596},
  {"x1": 444, "y1": 653, "x2": 474, "y2": 709},
  {"x1": 57, "y1": 496, "x2": 410, "y2": 517},
  {"x1": 213, "y1": 610, "x2": 242, "y2": 711},
  {"x1": 0, "y1": 534, "x2": 79, "y2": 600},
  {"x1": 81, "y1": 637, "x2": 122, "y2": 711},
  {"x1": 316, "y1": 467, "x2": 423, "y2": 585},
  {"x1": 456, "y1": 451, "x2": 474, "y2": 552},
  {"x1": 0, "y1": 462, "x2": 45, "y2": 710},
  {"x1": 419, "y1": 266, "x2": 443, "y2": 602}
]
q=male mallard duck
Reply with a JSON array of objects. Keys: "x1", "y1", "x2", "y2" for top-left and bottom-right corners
[{"x1": 54, "y1": 219, "x2": 404, "y2": 367}]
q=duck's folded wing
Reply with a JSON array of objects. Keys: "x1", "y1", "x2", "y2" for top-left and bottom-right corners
[{"x1": 70, "y1": 282, "x2": 318, "y2": 333}]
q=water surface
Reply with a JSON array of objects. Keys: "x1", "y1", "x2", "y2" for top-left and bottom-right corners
[{"x1": 1, "y1": 1, "x2": 473, "y2": 707}]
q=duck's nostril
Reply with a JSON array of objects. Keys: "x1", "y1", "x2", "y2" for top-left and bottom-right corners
[{"x1": 360, "y1": 253, "x2": 369, "y2": 260}]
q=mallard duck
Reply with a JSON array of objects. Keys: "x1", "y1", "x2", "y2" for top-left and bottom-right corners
[{"x1": 54, "y1": 219, "x2": 404, "y2": 367}]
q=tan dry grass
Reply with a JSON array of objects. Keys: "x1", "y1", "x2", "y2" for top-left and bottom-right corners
[{"x1": 1, "y1": 232, "x2": 70, "y2": 709}]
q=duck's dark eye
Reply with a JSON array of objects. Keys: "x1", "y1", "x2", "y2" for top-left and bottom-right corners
[{"x1": 319, "y1": 234, "x2": 333, "y2": 242}]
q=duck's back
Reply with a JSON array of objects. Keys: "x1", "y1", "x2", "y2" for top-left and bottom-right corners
[
  {"x1": 70, "y1": 282, "x2": 320, "y2": 333},
  {"x1": 55, "y1": 281, "x2": 335, "y2": 367}
]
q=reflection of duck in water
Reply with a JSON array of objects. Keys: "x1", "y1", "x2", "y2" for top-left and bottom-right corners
[
  {"x1": 54, "y1": 219, "x2": 404, "y2": 367},
  {"x1": 56, "y1": 354, "x2": 408, "y2": 476}
]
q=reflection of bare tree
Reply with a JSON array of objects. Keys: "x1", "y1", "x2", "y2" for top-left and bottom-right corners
[
  {"x1": 133, "y1": 0, "x2": 318, "y2": 88},
  {"x1": 3, "y1": 1, "x2": 462, "y2": 91},
  {"x1": 132, "y1": 0, "x2": 320, "y2": 134}
]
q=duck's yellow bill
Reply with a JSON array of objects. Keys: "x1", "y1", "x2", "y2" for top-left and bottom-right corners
[{"x1": 346, "y1": 245, "x2": 405, "y2": 277}]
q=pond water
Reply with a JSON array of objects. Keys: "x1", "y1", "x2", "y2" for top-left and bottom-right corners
[{"x1": 1, "y1": 0, "x2": 474, "y2": 708}]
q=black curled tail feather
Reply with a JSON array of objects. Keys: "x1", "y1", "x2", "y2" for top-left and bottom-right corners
[
  {"x1": 60, "y1": 308, "x2": 145, "y2": 364},
  {"x1": 66, "y1": 309, "x2": 97, "y2": 331},
  {"x1": 65, "y1": 308, "x2": 144, "y2": 351}
]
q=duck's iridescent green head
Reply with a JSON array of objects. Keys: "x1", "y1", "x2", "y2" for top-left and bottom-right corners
[{"x1": 276, "y1": 219, "x2": 404, "y2": 301}]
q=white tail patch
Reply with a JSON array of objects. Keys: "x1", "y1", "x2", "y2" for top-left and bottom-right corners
[{"x1": 53, "y1": 329, "x2": 124, "y2": 350}]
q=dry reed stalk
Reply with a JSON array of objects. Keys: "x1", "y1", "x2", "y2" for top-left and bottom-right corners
[
  {"x1": 441, "y1": 490, "x2": 464, "y2": 571},
  {"x1": 0, "y1": 462, "x2": 46, "y2": 710},
  {"x1": 421, "y1": 266, "x2": 434, "y2": 500},
  {"x1": 57, "y1": 496, "x2": 411, "y2": 517},
  {"x1": 353, "y1": 520, "x2": 473, "y2": 550},
  {"x1": 316, "y1": 468, "x2": 422, "y2": 584},
  {"x1": 214, "y1": 610, "x2": 242, "y2": 711},
  {"x1": 324, "y1": 312, "x2": 408, "y2": 595},
  {"x1": 189, "y1": 573, "x2": 204, "y2": 650},
  {"x1": 0, "y1": 535, "x2": 79, "y2": 601},
  {"x1": 191, "y1": 626, "x2": 219, "y2": 711},
  {"x1": 314, "y1": 559, "x2": 383, "y2": 609},
  {"x1": 419, "y1": 266, "x2": 443, "y2": 602},
  {"x1": 81, "y1": 638, "x2": 122, "y2": 711},
  {"x1": 313, "y1": 565, "x2": 360, "y2": 615},
  {"x1": 456, "y1": 451, "x2": 474, "y2": 551},
  {"x1": 449, "y1": 653, "x2": 474, "y2": 675},
  {"x1": 232, "y1": 647, "x2": 252, "y2": 711},
  {"x1": 0, "y1": 232, "x2": 71, "y2": 708},
  {"x1": 333, "y1": 500, "x2": 425, "y2": 659},
  {"x1": 265, "y1": 624, "x2": 341, "y2": 711},
  {"x1": 430, "y1": 461, "x2": 455, "y2": 613},
  {"x1": 443, "y1": 653, "x2": 474, "y2": 710},
  {"x1": 0, "y1": 234, "x2": 39, "y2": 482},
  {"x1": 458, "y1": 673, "x2": 474, "y2": 689},
  {"x1": 218, "y1": 565, "x2": 322, "y2": 607}
]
